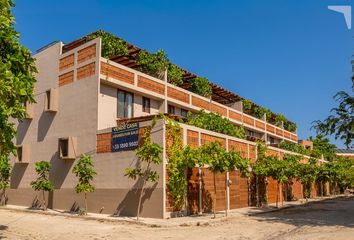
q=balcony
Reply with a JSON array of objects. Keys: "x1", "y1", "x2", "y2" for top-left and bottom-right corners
[{"x1": 99, "y1": 58, "x2": 298, "y2": 143}]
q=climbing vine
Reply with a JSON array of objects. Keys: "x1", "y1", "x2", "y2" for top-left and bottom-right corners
[{"x1": 165, "y1": 117, "x2": 191, "y2": 210}]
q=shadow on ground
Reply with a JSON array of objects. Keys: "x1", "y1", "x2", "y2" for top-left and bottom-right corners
[
  {"x1": 254, "y1": 196, "x2": 354, "y2": 228},
  {"x1": 0, "y1": 224, "x2": 8, "y2": 239}
]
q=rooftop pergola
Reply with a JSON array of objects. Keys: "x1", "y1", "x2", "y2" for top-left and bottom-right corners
[{"x1": 62, "y1": 30, "x2": 294, "y2": 125}]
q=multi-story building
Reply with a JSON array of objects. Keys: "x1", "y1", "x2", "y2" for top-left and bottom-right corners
[{"x1": 10, "y1": 31, "x2": 302, "y2": 218}]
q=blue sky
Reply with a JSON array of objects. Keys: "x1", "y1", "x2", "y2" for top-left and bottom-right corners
[{"x1": 13, "y1": 0, "x2": 353, "y2": 148}]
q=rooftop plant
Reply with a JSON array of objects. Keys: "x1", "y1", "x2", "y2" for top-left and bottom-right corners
[
  {"x1": 87, "y1": 30, "x2": 129, "y2": 59},
  {"x1": 136, "y1": 49, "x2": 169, "y2": 80},
  {"x1": 285, "y1": 122, "x2": 297, "y2": 133},
  {"x1": 275, "y1": 114, "x2": 287, "y2": 126},
  {"x1": 167, "y1": 64, "x2": 184, "y2": 86},
  {"x1": 187, "y1": 109, "x2": 245, "y2": 139},
  {"x1": 189, "y1": 77, "x2": 212, "y2": 98},
  {"x1": 242, "y1": 99, "x2": 252, "y2": 111},
  {"x1": 253, "y1": 106, "x2": 272, "y2": 120}
]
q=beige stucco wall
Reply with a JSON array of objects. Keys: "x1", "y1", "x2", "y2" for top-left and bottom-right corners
[
  {"x1": 98, "y1": 83, "x2": 161, "y2": 130},
  {"x1": 8, "y1": 40, "x2": 165, "y2": 218}
]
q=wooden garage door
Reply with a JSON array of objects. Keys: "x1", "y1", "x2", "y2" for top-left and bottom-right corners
[
  {"x1": 201, "y1": 169, "x2": 227, "y2": 212},
  {"x1": 292, "y1": 180, "x2": 303, "y2": 200},
  {"x1": 229, "y1": 171, "x2": 249, "y2": 209},
  {"x1": 187, "y1": 168, "x2": 200, "y2": 214},
  {"x1": 268, "y1": 177, "x2": 279, "y2": 204}
]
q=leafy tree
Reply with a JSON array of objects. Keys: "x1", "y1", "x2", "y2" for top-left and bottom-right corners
[
  {"x1": 313, "y1": 90, "x2": 353, "y2": 148},
  {"x1": 87, "y1": 30, "x2": 129, "y2": 59},
  {"x1": 0, "y1": 155, "x2": 11, "y2": 206},
  {"x1": 309, "y1": 135, "x2": 337, "y2": 161},
  {"x1": 125, "y1": 122, "x2": 163, "y2": 220},
  {"x1": 30, "y1": 161, "x2": 54, "y2": 210},
  {"x1": 0, "y1": 0, "x2": 37, "y2": 156},
  {"x1": 189, "y1": 77, "x2": 212, "y2": 97},
  {"x1": 72, "y1": 154, "x2": 97, "y2": 215},
  {"x1": 279, "y1": 140, "x2": 311, "y2": 156},
  {"x1": 187, "y1": 109, "x2": 245, "y2": 139},
  {"x1": 197, "y1": 142, "x2": 248, "y2": 217},
  {"x1": 296, "y1": 159, "x2": 319, "y2": 201}
]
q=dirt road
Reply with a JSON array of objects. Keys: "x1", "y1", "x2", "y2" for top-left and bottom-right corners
[{"x1": 0, "y1": 197, "x2": 354, "y2": 240}]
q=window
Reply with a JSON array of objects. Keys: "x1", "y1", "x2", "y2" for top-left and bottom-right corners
[
  {"x1": 168, "y1": 105, "x2": 175, "y2": 114},
  {"x1": 16, "y1": 144, "x2": 29, "y2": 163},
  {"x1": 24, "y1": 101, "x2": 34, "y2": 119},
  {"x1": 142, "y1": 97, "x2": 150, "y2": 113},
  {"x1": 180, "y1": 109, "x2": 188, "y2": 118},
  {"x1": 45, "y1": 90, "x2": 51, "y2": 110},
  {"x1": 59, "y1": 139, "x2": 69, "y2": 158},
  {"x1": 268, "y1": 136, "x2": 275, "y2": 144},
  {"x1": 44, "y1": 88, "x2": 58, "y2": 112},
  {"x1": 117, "y1": 90, "x2": 133, "y2": 118},
  {"x1": 59, "y1": 137, "x2": 76, "y2": 160},
  {"x1": 17, "y1": 147, "x2": 23, "y2": 162}
]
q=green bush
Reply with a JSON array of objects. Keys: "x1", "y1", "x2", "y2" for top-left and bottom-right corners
[
  {"x1": 253, "y1": 106, "x2": 272, "y2": 120},
  {"x1": 242, "y1": 99, "x2": 252, "y2": 110},
  {"x1": 189, "y1": 77, "x2": 212, "y2": 97},
  {"x1": 136, "y1": 49, "x2": 169, "y2": 80},
  {"x1": 275, "y1": 114, "x2": 287, "y2": 125},
  {"x1": 285, "y1": 123, "x2": 297, "y2": 133},
  {"x1": 187, "y1": 109, "x2": 245, "y2": 139},
  {"x1": 87, "y1": 30, "x2": 129, "y2": 59},
  {"x1": 167, "y1": 64, "x2": 184, "y2": 86},
  {"x1": 279, "y1": 141, "x2": 311, "y2": 156}
]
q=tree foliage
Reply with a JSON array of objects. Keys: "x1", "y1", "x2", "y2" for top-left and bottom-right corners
[
  {"x1": 125, "y1": 119, "x2": 163, "y2": 220},
  {"x1": 313, "y1": 90, "x2": 354, "y2": 148},
  {"x1": 72, "y1": 154, "x2": 97, "y2": 214},
  {"x1": 30, "y1": 161, "x2": 53, "y2": 210},
  {"x1": 0, "y1": 155, "x2": 11, "y2": 205},
  {"x1": 279, "y1": 140, "x2": 311, "y2": 156},
  {"x1": 31, "y1": 161, "x2": 53, "y2": 192},
  {"x1": 187, "y1": 109, "x2": 245, "y2": 139},
  {"x1": 0, "y1": 0, "x2": 37, "y2": 156},
  {"x1": 73, "y1": 154, "x2": 96, "y2": 194},
  {"x1": 310, "y1": 135, "x2": 337, "y2": 161}
]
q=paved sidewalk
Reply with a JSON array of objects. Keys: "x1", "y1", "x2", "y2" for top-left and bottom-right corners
[{"x1": 0, "y1": 196, "x2": 341, "y2": 228}]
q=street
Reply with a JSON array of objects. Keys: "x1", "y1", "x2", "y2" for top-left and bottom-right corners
[{"x1": 0, "y1": 197, "x2": 353, "y2": 240}]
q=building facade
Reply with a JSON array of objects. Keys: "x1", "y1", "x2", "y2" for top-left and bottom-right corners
[{"x1": 10, "y1": 32, "x2": 306, "y2": 218}]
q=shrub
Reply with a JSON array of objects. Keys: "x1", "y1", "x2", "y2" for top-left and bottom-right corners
[
  {"x1": 87, "y1": 30, "x2": 129, "y2": 59},
  {"x1": 189, "y1": 77, "x2": 212, "y2": 97}
]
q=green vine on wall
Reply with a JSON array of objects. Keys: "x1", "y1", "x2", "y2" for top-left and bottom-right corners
[{"x1": 164, "y1": 117, "x2": 191, "y2": 210}]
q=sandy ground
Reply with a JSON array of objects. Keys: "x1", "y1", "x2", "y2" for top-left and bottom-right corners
[{"x1": 0, "y1": 197, "x2": 354, "y2": 240}]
